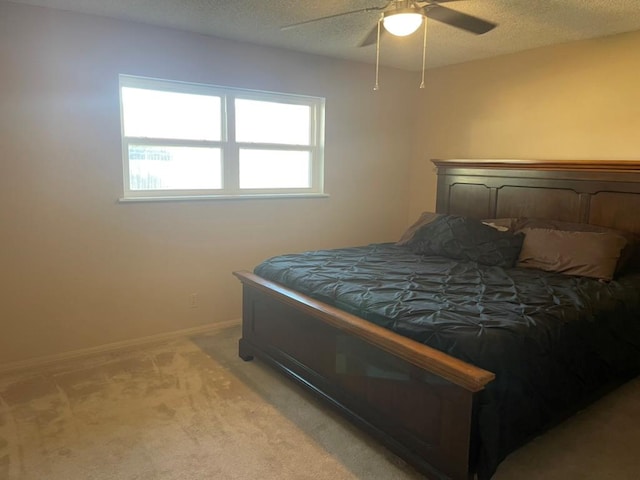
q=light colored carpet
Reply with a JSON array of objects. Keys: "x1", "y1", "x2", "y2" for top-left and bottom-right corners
[{"x1": 0, "y1": 324, "x2": 638, "y2": 479}]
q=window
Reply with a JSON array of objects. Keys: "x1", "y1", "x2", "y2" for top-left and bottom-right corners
[{"x1": 119, "y1": 75, "x2": 325, "y2": 200}]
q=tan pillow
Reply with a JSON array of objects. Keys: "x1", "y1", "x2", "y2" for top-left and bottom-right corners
[
  {"x1": 397, "y1": 212, "x2": 441, "y2": 246},
  {"x1": 482, "y1": 221, "x2": 510, "y2": 232},
  {"x1": 516, "y1": 228, "x2": 628, "y2": 280},
  {"x1": 512, "y1": 217, "x2": 638, "y2": 274},
  {"x1": 482, "y1": 218, "x2": 518, "y2": 232}
]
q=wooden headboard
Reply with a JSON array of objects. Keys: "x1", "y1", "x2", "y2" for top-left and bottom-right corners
[{"x1": 433, "y1": 159, "x2": 640, "y2": 236}]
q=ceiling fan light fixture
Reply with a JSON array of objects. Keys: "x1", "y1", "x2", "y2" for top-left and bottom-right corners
[{"x1": 382, "y1": 9, "x2": 423, "y2": 37}]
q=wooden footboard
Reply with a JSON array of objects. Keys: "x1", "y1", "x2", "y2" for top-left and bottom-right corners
[{"x1": 234, "y1": 270, "x2": 495, "y2": 480}]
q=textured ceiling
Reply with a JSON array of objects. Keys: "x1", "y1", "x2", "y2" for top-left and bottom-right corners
[{"x1": 4, "y1": 0, "x2": 640, "y2": 71}]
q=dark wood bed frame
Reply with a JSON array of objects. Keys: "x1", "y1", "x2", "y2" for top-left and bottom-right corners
[{"x1": 234, "y1": 159, "x2": 640, "y2": 480}]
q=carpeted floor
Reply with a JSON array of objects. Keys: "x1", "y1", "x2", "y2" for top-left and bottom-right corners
[{"x1": 0, "y1": 324, "x2": 639, "y2": 479}]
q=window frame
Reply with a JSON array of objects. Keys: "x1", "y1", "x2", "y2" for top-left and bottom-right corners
[{"x1": 119, "y1": 75, "x2": 326, "y2": 201}]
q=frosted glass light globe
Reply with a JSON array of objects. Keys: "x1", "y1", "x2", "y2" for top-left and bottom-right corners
[{"x1": 383, "y1": 12, "x2": 423, "y2": 36}]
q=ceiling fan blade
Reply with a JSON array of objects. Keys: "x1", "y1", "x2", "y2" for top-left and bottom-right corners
[
  {"x1": 425, "y1": 4, "x2": 496, "y2": 35},
  {"x1": 359, "y1": 22, "x2": 387, "y2": 47},
  {"x1": 281, "y1": 5, "x2": 387, "y2": 30}
]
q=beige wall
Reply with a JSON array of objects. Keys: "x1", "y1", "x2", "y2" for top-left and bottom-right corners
[
  {"x1": 409, "y1": 29, "x2": 640, "y2": 221},
  {"x1": 3, "y1": 1, "x2": 639, "y2": 367},
  {"x1": 0, "y1": 3, "x2": 417, "y2": 365}
]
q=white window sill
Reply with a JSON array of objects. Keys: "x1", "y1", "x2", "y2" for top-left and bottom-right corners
[{"x1": 118, "y1": 193, "x2": 330, "y2": 203}]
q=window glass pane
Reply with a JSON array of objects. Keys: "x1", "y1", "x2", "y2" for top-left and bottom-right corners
[
  {"x1": 129, "y1": 145, "x2": 222, "y2": 190},
  {"x1": 239, "y1": 150, "x2": 311, "y2": 189},
  {"x1": 122, "y1": 87, "x2": 221, "y2": 141},
  {"x1": 235, "y1": 99, "x2": 310, "y2": 145}
]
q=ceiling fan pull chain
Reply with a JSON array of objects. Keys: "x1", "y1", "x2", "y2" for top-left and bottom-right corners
[
  {"x1": 374, "y1": 16, "x2": 382, "y2": 91},
  {"x1": 420, "y1": 19, "x2": 427, "y2": 89}
]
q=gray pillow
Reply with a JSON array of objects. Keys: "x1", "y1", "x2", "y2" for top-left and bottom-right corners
[
  {"x1": 407, "y1": 215, "x2": 524, "y2": 267},
  {"x1": 485, "y1": 217, "x2": 638, "y2": 274},
  {"x1": 516, "y1": 228, "x2": 628, "y2": 281},
  {"x1": 397, "y1": 211, "x2": 441, "y2": 246}
]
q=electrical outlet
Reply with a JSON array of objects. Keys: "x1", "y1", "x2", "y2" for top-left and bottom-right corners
[{"x1": 189, "y1": 293, "x2": 198, "y2": 308}]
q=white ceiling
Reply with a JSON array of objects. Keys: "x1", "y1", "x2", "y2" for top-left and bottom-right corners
[{"x1": 4, "y1": 0, "x2": 640, "y2": 71}]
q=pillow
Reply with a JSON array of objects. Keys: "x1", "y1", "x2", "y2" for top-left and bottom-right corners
[
  {"x1": 482, "y1": 218, "x2": 518, "y2": 232},
  {"x1": 516, "y1": 228, "x2": 628, "y2": 280},
  {"x1": 397, "y1": 211, "x2": 441, "y2": 246},
  {"x1": 510, "y1": 217, "x2": 638, "y2": 274},
  {"x1": 407, "y1": 214, "x2": 524, "y2": 267},
  {"x1": 482, "y1": 221, "x2": 510, "y2": 232}
]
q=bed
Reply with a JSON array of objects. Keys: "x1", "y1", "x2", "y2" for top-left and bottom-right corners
[{"x1": 233, "y1": 159, "x2": 640, "y2": 479}]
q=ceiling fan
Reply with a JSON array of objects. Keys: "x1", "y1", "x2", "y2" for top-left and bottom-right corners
[{"x1": 282, "y1": 0, "x2": 497, "y2": 47}]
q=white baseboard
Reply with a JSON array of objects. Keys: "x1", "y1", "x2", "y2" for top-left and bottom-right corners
[{"x1": 0, "y1": 318, "x2": 241, "y2": 376}]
